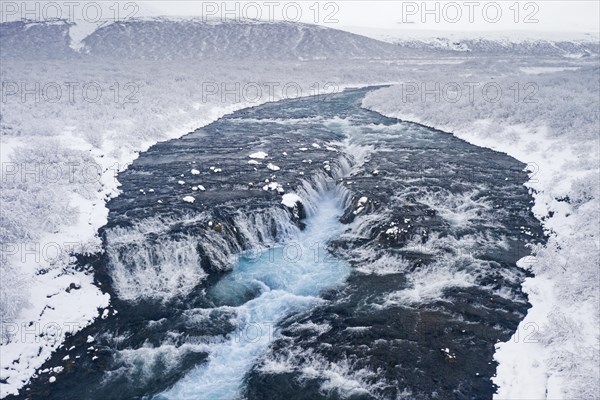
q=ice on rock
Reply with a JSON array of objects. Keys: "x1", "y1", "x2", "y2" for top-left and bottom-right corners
[
  {"x1": 262, "y1": 182, "x2": 284, "y2": 193},
  {"x1": 353, "y1": 197, "x2": 368, "y2": 215},
  {"x1": 441, "y1": 348, "x2": 456, "y2": 360},
  {"x1": 249, "y1": 151, "x2": 268, "y2": 159},
  {"x1": 386, "y1": 226, "x2": 401, "y2": 238},
  {"x1": 182, "y1": 196, "x2": 195, "y2": 203},
  {"x1": 281, "y1": 193, "x2": 302, "y2": 208}
]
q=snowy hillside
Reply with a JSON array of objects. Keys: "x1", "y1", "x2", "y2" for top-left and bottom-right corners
[
  {"x1": 79, "y1": 18, "x2": 405, "y2": 60},
  {"x1": 4, "y1": 17, "x2": 596, "y2": 61},
  {"x1": 1, "y1": 18, "x2": 407, "y2": 61},
  {"x1": 0, "y1": 20, "x2": 77, "y2": 59},
  {"x1": 341, "y1": 26, "x2": 599, "y2": 57}
]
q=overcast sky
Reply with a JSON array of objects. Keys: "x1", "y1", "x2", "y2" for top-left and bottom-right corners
[
  {"x1": 145, "y1": 1, "x2": 599, "y2": 33},
  {"x1": 2, "y1": 1, "x2": 598, "y2": 39}
]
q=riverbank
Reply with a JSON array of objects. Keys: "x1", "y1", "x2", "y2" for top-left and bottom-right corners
[{"x1": 362, "y1": 65, "x2": 600, "y2": 399}]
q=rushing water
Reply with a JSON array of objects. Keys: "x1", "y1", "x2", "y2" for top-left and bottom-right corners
[
  {"x1": 16, "y1": 87, "x2": 544, "y2": 400},
  {"x1": 157, "y1": 192, "x2": 350, "y2": 399}
]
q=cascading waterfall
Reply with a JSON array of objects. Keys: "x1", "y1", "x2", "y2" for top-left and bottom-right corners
[
  {"x1": 104, "y1": 141, "x2": 366, "y2": 304},
  {"x1": 104, "y1": 206, "x2": 304, "y2": 302},
  {"x1": 156, "y1": 183, "x2": 352, "y2": 400}
]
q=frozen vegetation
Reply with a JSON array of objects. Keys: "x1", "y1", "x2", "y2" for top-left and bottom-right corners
[{"x1": 1, "y1": 16, "x2": 598, "y2": 399}]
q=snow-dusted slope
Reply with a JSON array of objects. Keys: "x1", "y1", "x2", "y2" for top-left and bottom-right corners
[
  {"x1": 81, "y1": 18, "x2": 405, "y2": 60},
  {"x1": 0, "y1": 20, "x2": 77, "y2": 59},
  {"x1": 340, "y1": 26, "x2": 599, "y2": 57},
  {"x1": 392, "y1": 37, "x2": 599, "y2": 57},
  {"x1": 388, "y1": 35, "x2": 600, "y2": 58},
  {"x1": 4, "y1": 18, "x2": 596, "y2": 61}
]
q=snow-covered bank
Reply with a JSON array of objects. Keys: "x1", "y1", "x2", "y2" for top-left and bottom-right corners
[
  {"x1": 0, "y1": 93, "x2": 249, "y2": 398},
  {"x1": 0, "y1": 57, "x2": 402, "y2": 397},
  {"x1": 363, "y1": 66, "x2": 599, "y2": 399}
]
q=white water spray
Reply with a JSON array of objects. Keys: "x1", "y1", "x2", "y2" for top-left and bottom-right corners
[{"x1": 156, "y1": 189, "x2": 351, "y2": 400}]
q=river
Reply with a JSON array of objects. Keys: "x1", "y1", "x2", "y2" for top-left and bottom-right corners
[{"x1": 16, "y1": 87, "x2": 544, "y2": 400}]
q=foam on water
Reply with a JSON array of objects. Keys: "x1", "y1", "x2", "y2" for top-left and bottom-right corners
[
  {"x1": 410, "y1": 187, "x2": 499, "y2": 230},
  {"x1": 105, "y1": 206, "x2": 300, "y2": 302},
  {"x1": 156, "y1": 190, "x2": 351, "y2": 400},
  {"x1": 107, "y1": 233, "x2": 208, "y2": 302},
  {"x1": 256, "y1": 348, "x2": 384, "y2": 398}
]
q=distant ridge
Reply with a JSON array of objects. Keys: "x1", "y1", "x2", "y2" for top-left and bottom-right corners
[
  {"x1": 2, "y1": 18, "x2": 597, "y2": 61},
  {"x1": 79, "y1": 18, "x2": 405, "y2": 60},
  {"x1": 390, "y1": 36, "x2": 599, "y2": 57},
  {"x1": 0, "y1": 20, "x2": 77, "y2": 59}
]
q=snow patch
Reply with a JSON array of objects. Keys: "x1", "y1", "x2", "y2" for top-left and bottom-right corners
[
  {"x1": 249, "y1": 151, "x2": 268, "y2": 159},
  {"x1": 281, "y1": 193, "x2": 302, "y2": 208}
]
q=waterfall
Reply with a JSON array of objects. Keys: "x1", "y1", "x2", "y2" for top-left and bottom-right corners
[{"x1": 156, "y1": 189, "x2": 351, "y2": 400}]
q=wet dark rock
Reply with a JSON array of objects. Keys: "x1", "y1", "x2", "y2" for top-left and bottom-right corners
[{"x1": 65, "y1": 283, "x2": 81, "y2": 293}]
